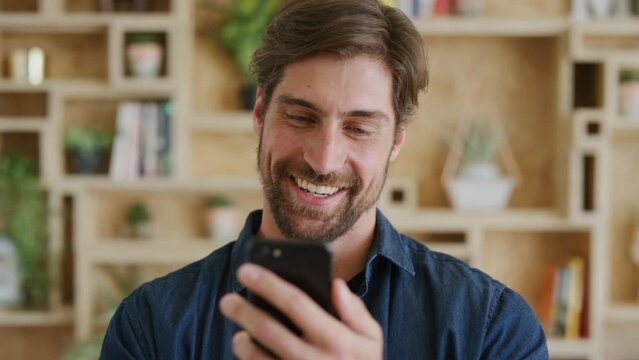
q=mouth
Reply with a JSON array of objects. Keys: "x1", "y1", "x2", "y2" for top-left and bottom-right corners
[{"x1": 293, "y1": 176, "x2": 343, "y2": 198}]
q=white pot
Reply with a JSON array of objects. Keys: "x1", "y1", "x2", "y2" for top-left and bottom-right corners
[
  {"x1": 447, "y1": 175, "x2": 515, "y2": 211},
  {"x1": 619, "y1": 81, "x2": 639, "y2": 119},
  {"x1": 588, "y1": 0, "x2": 613, "y2": 17},
  {"x1": 205, "y1": 207, "x2": 238, "y2": 241},
  {"x1": 126, "y1": 42, "x2": 163, "y2": 79},
  {"x1": 0, "y1": 237, "x2": 21, "y2": 307},
  {"x1": 459, "y1": 162, "x2": 500, "y2": 181}
]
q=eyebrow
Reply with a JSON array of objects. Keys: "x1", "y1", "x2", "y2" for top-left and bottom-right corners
[{"x1": 276, "y1": 94, "x2": 391, "y2": 123}]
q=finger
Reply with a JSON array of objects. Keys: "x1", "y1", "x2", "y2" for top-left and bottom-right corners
[
  {"x1": 232, "y1": 331, "x2": 275, "y2": 360},
  {"x1": 333, "y1": 279, "x2": 383, "y2": 340},
  {"x1": 219, "y1": 293, "x2": 321, "y2": 359},
  {"x1": 236, "y1": 263, "x2": 344, "y2": 344}
]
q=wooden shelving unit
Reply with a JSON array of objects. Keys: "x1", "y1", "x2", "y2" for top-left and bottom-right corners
[{"x1": 2, "y1": 0, "x2": 639, "y2": 359}]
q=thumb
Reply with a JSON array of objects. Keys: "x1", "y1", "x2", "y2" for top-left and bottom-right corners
[{"x1": 332, "y1": 279, "x2": 382, "y2": 340}]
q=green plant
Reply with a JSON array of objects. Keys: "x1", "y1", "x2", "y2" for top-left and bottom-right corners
[
  {"x1": 128, "y1": 32, "x2": 162, "y2": 44},
  {"x1": 63, "y1": 127, "x2": 112, "y2": 155},
  {"x1": 0, "y1": 153, "x2": 50, "y2": 310},
  {"x1": 205, "y1": 195, "x2": 233, "y2": 208},
  {"x1": 620, "y1": 70, "x2": 639, "y2": 82},
  {"x1": 461, "y1": 123, "x2": 501, "y2": 164},
  {"x1": 204, "y1": 0, "x2": 282, "y2": 86},
  {"x1": 126, "y1": 202, "x2": 150, "y2": 225}
]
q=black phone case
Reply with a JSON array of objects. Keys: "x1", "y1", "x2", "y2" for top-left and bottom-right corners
[{"x1": 246, "y1": 239, "x2": 336, "y2": 336}]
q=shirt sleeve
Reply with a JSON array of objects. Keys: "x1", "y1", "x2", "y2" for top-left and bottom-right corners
[
  {"x1": 100, "y1": 301, "x2": 152, "y2": 360},
  {"x1": 480, "y1": 287, "x2": 549, "y2": 360}
]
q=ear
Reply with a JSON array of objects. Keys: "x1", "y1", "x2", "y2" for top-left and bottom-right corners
[
  {"x1": 253, "y1": 87, "x2": 264, "y2": 136},
  {"x1": 389, "y1": 127, "x2": 406, "y2": 162}
]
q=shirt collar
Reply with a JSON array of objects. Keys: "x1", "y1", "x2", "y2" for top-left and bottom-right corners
[{"x1": 229, "y1": 209, "x2": 415, "y2": 292}]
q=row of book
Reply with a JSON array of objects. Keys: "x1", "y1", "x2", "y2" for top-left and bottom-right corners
[
  {"x1": 538, "y1": 256, "x2": 589, "y2": 339},
  {"x1": 109, "y1": 101, "x2": 173, "y2": 180},
  {"x1": 383, "y1": 0, "x2": 477, "y2": 18}
]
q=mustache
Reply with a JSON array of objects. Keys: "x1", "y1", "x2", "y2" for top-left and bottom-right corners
[{"x1": 276, "y1": 159, "x2": 360, "y2": 189}]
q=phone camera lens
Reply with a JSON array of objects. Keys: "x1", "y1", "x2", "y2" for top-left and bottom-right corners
[{"x1": 272, "y1": 248, "x2": 282, "y2": 258}]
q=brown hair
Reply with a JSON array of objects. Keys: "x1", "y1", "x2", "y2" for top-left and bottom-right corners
[{"x1": 251, "y1": 0, "x2": 429, "y2": 130}]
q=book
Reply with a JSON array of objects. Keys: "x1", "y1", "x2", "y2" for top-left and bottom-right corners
[
  {"x1": 565, "y1": 256, "x2": 585, "y2": 338},
  {"x1": 110, "y1": 102, "x2": 142, "y2": 181},
  {"x1": 141, "y1": 102, "x2": 160, "y2": 178}
]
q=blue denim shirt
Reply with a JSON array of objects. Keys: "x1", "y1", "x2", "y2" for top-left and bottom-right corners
[{"x1": 101, "y1": 210, "x2": 548, "y2": 359}]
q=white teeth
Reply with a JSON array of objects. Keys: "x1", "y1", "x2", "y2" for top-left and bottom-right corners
[{"x1": 294, "y1": 177, "x2": 340, "y2": 196}]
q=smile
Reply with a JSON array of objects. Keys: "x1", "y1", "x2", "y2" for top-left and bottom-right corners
[{"x1": 294, "y1": 177, "x2": 341, "y2": 198}]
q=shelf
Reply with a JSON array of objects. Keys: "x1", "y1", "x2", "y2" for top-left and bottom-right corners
[
  {"x1": 58, "y1": 176, "x2": 261, "y2": 193},
  {"x1": 573, "y1": 19, "x2": 639, "y2": 35},
  {"x1": 0, "y1": 14, "x2": 175, "y2": 31},
  {"x1": 191, "y1": 111, "x2": 254, "y2": 134},
  {"x1": 0, "y1": 307, "x2": 73, "y2": 327},
  {"x1": 547, "y1": 338, "x2": 594, "y2": 359},
  {"x1": 0, "y1": 79, "x2": 106, "y2": 92},
  {"x1": 607, "y1": 305, "x2": 639, "y2": 323},
  {"x1": 413, "y1": 17, "x2": 568, "y2": 37},
  {"x1": 385, "y1": 209, "x2": 589, "y2": 232},
  {"x1": 0, "y1": 118, "x2": 47, "y2": 132},
  {"x1": 81, "y1": 239, "x2": 230, "y2": 264}
]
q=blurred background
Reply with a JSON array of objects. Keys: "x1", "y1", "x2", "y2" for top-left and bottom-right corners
[{"x1": 1, "y1": 0, "x2": 639, "y2": 359}]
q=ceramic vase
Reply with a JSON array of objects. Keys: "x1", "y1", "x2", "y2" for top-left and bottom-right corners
[{"x1": 126, "y1": 42, "x2": 163, "y2": 79}]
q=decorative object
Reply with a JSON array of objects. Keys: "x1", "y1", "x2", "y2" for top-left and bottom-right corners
[
  {"x1": 8, "y1": 47, "x2": 45, "y2": 85},
  {"x1": 126, "y1": 202, "x2": 151, "y2": 238},
  {"x1": 0, "y1": 236, "x2": 21, "y2": 307},
  {"x1": 126, "y1": 33, "x2": 164, "y2": 79},
  {"x1": 619, "y1": 70, "x2": 639, "y2": 119},
  {"x1": 571, "y1": 0, "x2": 590, "y2": 20},
  {"x1": 588, "y1": 0, "x2": 614, "y2": 17},
  {"x1": 456, "y1": 0, "x2": 485, "y2": 16},
  {"x1": 442, "y1": 120, "x2": 521, "y2": 211},
  {"x1": 204, "y1": 0, "x2": 282, "y2": 109},
  {"x1": 378, "y1": 177, "x2": 418, "y2": 211},
  {"x1": 64, "y1": 127, "x2": 112, "y2": 174},
  {"x1": 0, "y1": 153, "x2": 50, "y2": 310},
  {"x1": 204, "y1": 196, "x2": 238, "y2": 241}
]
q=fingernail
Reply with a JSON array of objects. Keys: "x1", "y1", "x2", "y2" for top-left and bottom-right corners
[{"x1": 238, "y1": 263, "x2": 260, "y2": 284}]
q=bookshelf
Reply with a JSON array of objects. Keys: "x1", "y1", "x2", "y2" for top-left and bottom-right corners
[{"x1": 1, "y1": 0, "x2": 639, "y2": 358}]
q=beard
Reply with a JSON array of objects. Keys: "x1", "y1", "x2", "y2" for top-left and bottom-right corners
[{"x1": 257, "y1": 133, "x2": 390, "y2": 243}]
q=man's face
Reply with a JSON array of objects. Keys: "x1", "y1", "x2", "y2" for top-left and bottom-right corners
[{"x1": 255, "y1": 54, "x2": 405, "y2": 243}]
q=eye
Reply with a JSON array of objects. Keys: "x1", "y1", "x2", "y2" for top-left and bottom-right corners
[
  {"x1": 346, "y1": 125, "x2": 373, "y2": 138},
  {"x1": 284, "y1": 112, "x2": 315, "y2": 126}
]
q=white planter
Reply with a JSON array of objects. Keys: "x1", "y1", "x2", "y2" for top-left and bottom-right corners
[
  {"x1": 0, "y1": 237, "x2": 21, "y2": 307},
  {"x1": 205, "y1": 207, "x2": 238, "y2": 241},
  {"x1": 447, "y1": 168, "x2": 515, "y2": 211},
  {"x1": 126, "y1": 42, "x2": 163, "y2": 79},
  {"x1": 619, "y1": 80, "x2": 639, "y2": 118}
]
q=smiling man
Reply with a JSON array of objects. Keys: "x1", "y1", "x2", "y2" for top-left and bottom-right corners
[{"x1": 100, "y1": 1, "x2": 548, "y2": 359}]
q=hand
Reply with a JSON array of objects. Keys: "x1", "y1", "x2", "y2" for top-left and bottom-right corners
[{"x1": 219, "y1": 263, "x2": 383, "y2": 359}]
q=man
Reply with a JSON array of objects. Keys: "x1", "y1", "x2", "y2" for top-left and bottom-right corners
[{"x1": 101, "y1": 0, "x2": 548, "y2": 359}]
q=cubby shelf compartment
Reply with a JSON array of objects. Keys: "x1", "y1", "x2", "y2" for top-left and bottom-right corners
[
  {"x1": 0, "y1": 308, "x2": 73, "y2": 327},
  {"x1": 191, "y1": 111, "x2": 254, "y2": 134}
]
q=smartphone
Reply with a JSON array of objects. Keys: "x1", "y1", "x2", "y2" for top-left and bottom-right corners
[{"x1": 246, "y1": 239, "x2": 337, "y2": 336}]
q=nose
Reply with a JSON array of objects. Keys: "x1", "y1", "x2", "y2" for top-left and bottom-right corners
[{"x1": 303, "y1": 124, "x2": 347, "y2": 175}]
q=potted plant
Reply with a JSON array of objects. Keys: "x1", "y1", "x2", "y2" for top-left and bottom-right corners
[
  {"x1": 204, "y1": 0, "x2": 282, "y2": 109},
  {"x1": 0, "y1": 153, "x2": 50, "y2": 310},
  {"x1": 64, "y1": 127, "x2": 112, "y2": 174},
  {"x1": 126, "y1": 202, "x2": 151, "y2": 239},
  {"x1": 442, "y1": 122, "x2": 518, "y2": 211},
  {"x1": 126, "y1": 33, "x2": 164, "y2": 79},
  {"x1": 203, "y1": 196, "x2": 238, "y2": 241},
  {"x1": 619, "y1": 69, "x2": 639, "y2": 119}
]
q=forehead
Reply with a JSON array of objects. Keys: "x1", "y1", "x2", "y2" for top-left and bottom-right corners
[{"x1": 272, "y1": 54, "x2": 394, "y2": 114}]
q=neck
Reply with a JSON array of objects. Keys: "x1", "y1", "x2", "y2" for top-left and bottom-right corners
[{"x1": 257, "y1": 205, "x2": 377, "y2": 281}]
